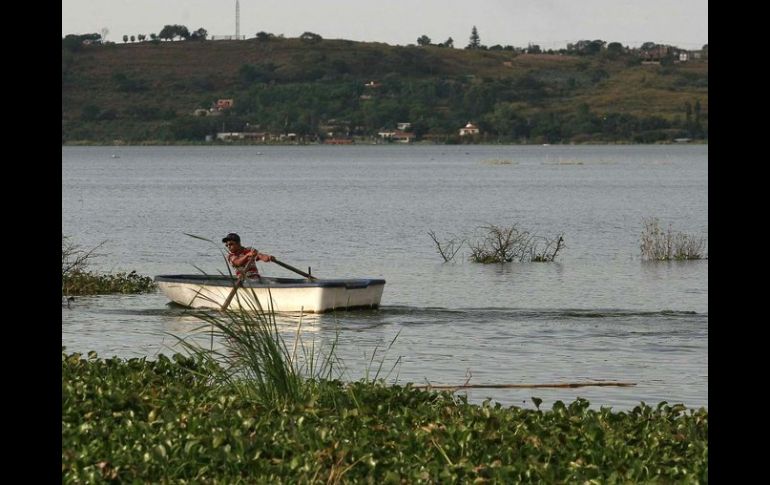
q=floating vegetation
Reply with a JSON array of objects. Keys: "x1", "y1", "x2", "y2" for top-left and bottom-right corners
[
  {"x1": 63, "y1": 270, "x2": 156, "y2": 295},
  {"x1": 62, "y1": 234, "x2": 155, "y2": 296},
  {"x1": 480, "y1": 158, "x2": 516, "y2": 165},
  {"x1": 62, "y1": 350, "x2": 708, "y2": 483},
  {"x1": 542, "y1": 157, "x2": 620, "y2": 165},
  {"x1": 542, "y1": 158, "x2": 584, "y2": 165}
]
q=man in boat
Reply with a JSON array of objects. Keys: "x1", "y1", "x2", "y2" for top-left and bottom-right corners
[{"x1": 222, "y1": 233, "x2": 275, "y2": 279}]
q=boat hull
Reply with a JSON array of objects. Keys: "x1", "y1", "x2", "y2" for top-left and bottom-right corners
[{"x1": 154, "y1": 275, "x2": 385, "y2": 313}]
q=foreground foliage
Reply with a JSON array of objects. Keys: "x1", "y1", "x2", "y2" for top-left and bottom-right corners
[{"x1": 62, "y1": 352, "x2": 708, "y2": 483}]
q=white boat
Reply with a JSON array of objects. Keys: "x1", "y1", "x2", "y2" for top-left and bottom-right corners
[{"x1": 154, "y1": 274, "x2": 385, "y2": 313}]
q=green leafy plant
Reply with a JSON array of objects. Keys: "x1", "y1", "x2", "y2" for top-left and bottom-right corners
[
  {"x1": 62, "y1": 234, "x2": 155, "y2": 296},
  {"x1": 63, "y1": 350, "x2": 708, "y2": 483}
]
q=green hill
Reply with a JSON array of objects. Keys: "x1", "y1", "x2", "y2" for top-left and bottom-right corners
[{"x1": 61, "y1": 37, "x2": 708, "y2": 144}]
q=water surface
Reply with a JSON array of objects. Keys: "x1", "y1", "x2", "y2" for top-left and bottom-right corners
[{"x1": 62, "y1": 145, "x2": 708, "y2": 410}]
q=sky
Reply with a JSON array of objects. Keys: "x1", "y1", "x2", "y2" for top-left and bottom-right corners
[{"x1": 62, "y1": 0, "x2": 708, "y2": 50}]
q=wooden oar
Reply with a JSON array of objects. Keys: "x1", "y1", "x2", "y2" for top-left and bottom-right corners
[
  {"x1": 220, "y1": 276, "x2": 244, "y2": 311},
  {"x1": 272, "y1": 258, "x2": 317, "y2": 280},
  {"x1": 220, "y1": 253, "x2": 256, "y2": 311}
]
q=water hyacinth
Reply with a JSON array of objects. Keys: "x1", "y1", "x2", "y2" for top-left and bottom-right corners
[
  {"x1": 62, "y1": 270, "x2": 156, "y2": 295},
  {"x1": 62, "y1": 349, "x2": 708, "y2": 483}
]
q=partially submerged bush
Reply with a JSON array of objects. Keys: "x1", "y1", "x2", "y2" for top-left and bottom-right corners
[
  {"x1": 640, "y1": 217, "x2": 707, "y2": 261},
  {"x1": 62, "y1": 234, "x2": 155, "y2": 296},
  {"x1": 430, "y1": 225, "x2": 565, "y2": 263},
  {"x1": 63, "y1": 270, "x2": 156, "y2": 295},
  {"x1": 427, "y1": 230, "x2": 464, "y2": 262},
  {"x1": 62, "y1": 234, "x2": 104, "y2": 279},
  {"x1": 468, "y1": 224, "x2": 565, "y2": 263}
]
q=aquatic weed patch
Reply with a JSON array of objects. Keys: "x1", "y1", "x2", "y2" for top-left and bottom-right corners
[
  {"x1": 63, "y1": 352, "x2": 708, "y2": 483},
  {"x1": 63, "y1": 270, "x2": 156, "y2": 295}
]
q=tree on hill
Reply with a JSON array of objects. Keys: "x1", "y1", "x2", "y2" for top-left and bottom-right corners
[
  {"x1": 159, "y1": 25, "x2": 175, "y2": 41},
  {"x1": 122, "y1": 35, "x2": 128, "y2": 43},
  {"x1": 568, "y1": 39, "x2": 606, "y2": 56},
  {"x1": 62, "y1": 33, "x2": 102, "y2": 52},
  {"x1": 441, "y1": 37, "x2": 454, "y2": 48},
  {"x1": 417, "y1": 35, "x2": 431, "y2": 46},
  {"x1": 190, "y1": 28, "x2": 208, "y2": 41},
  {"x1": 466, "y1": 26, "x2": 481, "y2": 49},
  {"x1": 300, "y1": 32, "x2": 323, "y2": 43},
  {"x1": 255, "y1": 31, "x2": 274, "y2": 41},
  {"x1": 606, "y1": 42, "x2": 624, "y2": 56},
  {"x1": 527, "y1": 43, "x2": 542, "y2": 54},
  {"x1": 159, "y1": 24, "x2": 190, "y2": 41}
]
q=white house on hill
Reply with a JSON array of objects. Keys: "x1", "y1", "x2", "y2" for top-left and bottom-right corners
[{"x1": 459, "y1": 122, "x2": 480, "y2": 136}]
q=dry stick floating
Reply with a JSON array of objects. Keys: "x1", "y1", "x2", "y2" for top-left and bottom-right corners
[{"x1": 414, "y1": 382, "x2": 636, "y2": 390}]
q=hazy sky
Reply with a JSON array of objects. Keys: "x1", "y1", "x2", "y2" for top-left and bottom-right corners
[{"x1": 62, "y1": 0, "x2": 708, "y2": 50}]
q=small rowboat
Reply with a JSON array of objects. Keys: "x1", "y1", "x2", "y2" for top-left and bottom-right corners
[{"x1": 154, "y1": 274, "x2": 385, "y2": 313}]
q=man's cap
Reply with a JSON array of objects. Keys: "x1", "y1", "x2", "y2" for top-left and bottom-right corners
[{"x1": 222, "y1": 233, "x2": 241, "y2": 243}]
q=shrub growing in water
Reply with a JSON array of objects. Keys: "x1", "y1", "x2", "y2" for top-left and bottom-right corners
[
  {"x1": 640, "y1": 217, "x2": 707, "y2": 261},
  {"x1": 62, "y1": 234, "x2": 155, "y2": 296}
]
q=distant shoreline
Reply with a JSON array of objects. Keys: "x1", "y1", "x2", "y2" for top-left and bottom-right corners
[{"x1": 62, "y1": 140, "x2": 708, "y2": 147}]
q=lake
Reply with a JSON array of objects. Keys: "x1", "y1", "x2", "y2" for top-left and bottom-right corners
[{"x1": 62, "y1": 144, "x2": 708, "y2": 410}]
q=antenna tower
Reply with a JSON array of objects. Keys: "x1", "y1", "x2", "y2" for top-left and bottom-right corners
[{"x1": 235, "y1": 0, "x2": 240, "y2": 39}]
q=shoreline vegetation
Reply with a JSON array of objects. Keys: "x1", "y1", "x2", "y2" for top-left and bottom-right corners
[
  {"x1": 61, "y1": 235, "x2": 155, "y2": 298},
  {"x1": 62, "y1": 300, "x2": 708, "y2": 482},
  {"x1": 63, "y1": 139, "x2": 708, "y2": 146}
]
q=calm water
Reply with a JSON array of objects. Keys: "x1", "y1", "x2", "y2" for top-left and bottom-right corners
[{"x1": 62, "y1": 145, "x2": 708, "y2": 410}]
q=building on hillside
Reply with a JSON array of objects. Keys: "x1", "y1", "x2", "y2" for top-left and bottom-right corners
[
  {"x1": 459, "y1": 122, "x2": 480, "y2": 136},
  {"x1": 216, "y1": 99, "x2": 234, "y2": 111},
  {"x1": 209, "y1": 35, "x2": 246, "y2": 40},
  {"x1": 378, "y1": 130, "x2": 415, "y2": 143},
  {"x1": 216, "y1": 132, "x2": 269, "y2": 142},
  {"x1": 397, "y1": 122, "x2": 412, "y2": 131}
]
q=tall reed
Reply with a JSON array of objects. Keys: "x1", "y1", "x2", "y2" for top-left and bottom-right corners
[
  {"x1": 174, "y1": 288, "x2": 342, "y2": 408},
  {"x1": 640, "y1": 217, "x2": 707, "y2": 261}
]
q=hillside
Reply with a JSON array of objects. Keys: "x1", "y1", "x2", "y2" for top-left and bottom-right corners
[{"x1": 61, "y1": 37, "x2": 708, "y2": 144}]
